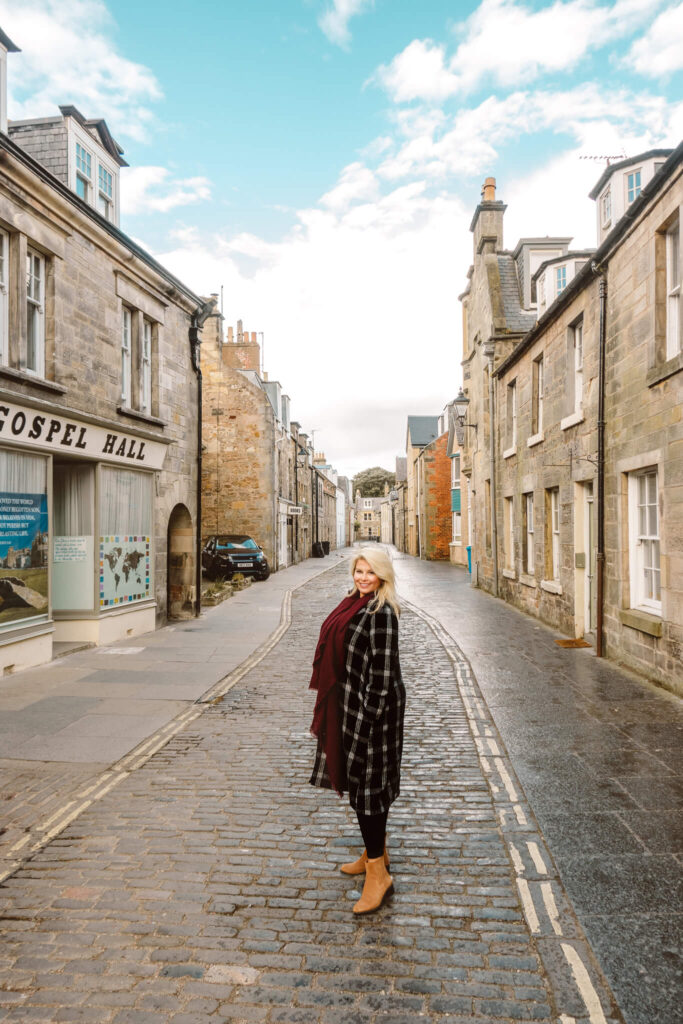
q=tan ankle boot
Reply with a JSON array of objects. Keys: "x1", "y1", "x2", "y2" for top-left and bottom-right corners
[
  {"x1": 340, "y1": 845, "x2": 390, "y2": 875},
  {"x1": 353, "y1": 855, "x2": 394, "y2": 915}
]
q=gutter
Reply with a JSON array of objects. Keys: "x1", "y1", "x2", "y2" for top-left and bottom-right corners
[
  {"x1": 592, "y1": 263, "x2": 608, "y2": 657},
  {"x1": 190, "y1": 299, "x2": 220, "y2": 618}
]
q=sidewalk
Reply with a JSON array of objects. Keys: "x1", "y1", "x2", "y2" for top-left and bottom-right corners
[
  {"x1": 0, "y1": 549, "x2": 352, "y2": 877},
  {"x1": 394, "y1": 550, "x2": 682, "y2": 1024}
]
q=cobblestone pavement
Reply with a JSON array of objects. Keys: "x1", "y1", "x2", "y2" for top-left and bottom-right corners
[{"x1": 0, "y1": 565, "x2": 623, "y2": 1023}]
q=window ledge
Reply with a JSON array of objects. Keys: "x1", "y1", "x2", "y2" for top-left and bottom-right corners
[
  {"x1": 527, "y1": 432, "x2": 544, "y2": 448},
  {"x1": 541, "y1": 579, "x2": 563, "y2": 595},
  {"x1": 449, "y1": 541, "x2": 462, "y2": 547},
  {"x1": 503, "y1": 446, "x2": 517, "y2": 460},
  {"x1": 519, "y1": 573, "x2": 537, "y2": 589},
  {"x1": 647, "y1": 350, "x2": 683, "y2": 388},
  {"x1": 502, "y1": 568, "x2": 516, "y2": 580},
  {"x1": 561, "y1": 411, "x2": 584, "y2": 431},
  {"x1": 0, "y1": 366, "x2": 67, "y2": 395},
  {"x1": 117, "y1": 406, "x2": 166, "y2": 428},
  {"x1": 619, "y1": 608, "x2": 662, "y2": 637}
]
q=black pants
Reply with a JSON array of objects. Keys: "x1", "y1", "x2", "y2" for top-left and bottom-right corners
[{"x1": 356, "y1": 809, "x2": 388, "y2": 860}]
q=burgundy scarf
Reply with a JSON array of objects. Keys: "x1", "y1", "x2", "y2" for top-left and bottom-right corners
[{"x1": 309, "y1": 591, "x2": 372, "y2": 795}]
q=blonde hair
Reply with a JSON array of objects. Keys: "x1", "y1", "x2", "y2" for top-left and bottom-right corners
[{"x1": 350, "y1": 547, "x2": 400, "y2": 617}]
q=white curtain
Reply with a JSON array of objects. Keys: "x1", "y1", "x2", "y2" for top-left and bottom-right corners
[
  {"x1": 0, "y1": 451, "x2": 46, "y2": 493},
  {"x1": 54, "y1": 464, "x2": 94, "y2": 535},
  {"x1": 100, "y1": 467, "x2": 152, "y2": 536}
]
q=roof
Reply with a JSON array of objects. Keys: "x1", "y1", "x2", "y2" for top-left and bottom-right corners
[
  {"x1": 588, "y1": 149, "x2": 673, "y2": 199},
  {"x1": 0, "y1": 27, "x2": 20, "y2": 52},
  {"x1": 497, "y1": 256, "x2": 537, "y2": 333},
  {"x1": 59, "y1": 105, "x2": 128, "y2": 167},
  {"x1": 407, "y1": 415, "x2": 440, "y2": 448},
  {"x1": 495, "y1": 140, "x2": 683, "y2": 378},
  {"x1": 531, "y1": 250, "x2": 595, "y2": 283}
]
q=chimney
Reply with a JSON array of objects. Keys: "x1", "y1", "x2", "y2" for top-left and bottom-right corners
[
  {"x1": 481, "y1": 177, "x2": 496, "y2": 202},
  {"x1": 0, "y1": 30, "x2": 20, "y2": 136},
  {"x1": 237, "y1": 319, "x2": 243, "y2": 344},
  {"x1": 470, "y1": 174, "x2": 507, "y2": 257},
  {"x1": 221, "y1": 321, "x2": 261, "y2": 372}
]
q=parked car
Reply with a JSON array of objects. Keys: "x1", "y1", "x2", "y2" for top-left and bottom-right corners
[{"x1": 202, "y1": 535, "x2": 270, "y2": 581}]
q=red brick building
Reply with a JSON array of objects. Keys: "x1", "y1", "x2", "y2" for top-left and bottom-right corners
[{"x1": 416, "y1": 430, "x2": 451, "y2": 560}]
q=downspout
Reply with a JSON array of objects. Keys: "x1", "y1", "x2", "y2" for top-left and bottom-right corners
[
  {"x1": 592, "y1": 262, "x2": 608, "y2": 657},
  {"x1": 189, "y1": 317, "x2": 203, "y2": 618},
  {"x1": 484, "y1": 341, "x2": 499, "y2": 597}
]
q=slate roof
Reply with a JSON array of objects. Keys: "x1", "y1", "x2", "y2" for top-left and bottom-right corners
[
  {"x1": 497, "y1": 256, "x2": 537, "y2": 334},
  {"x1": 407, "y1": 416, "x2": 440, "y2": 448}
]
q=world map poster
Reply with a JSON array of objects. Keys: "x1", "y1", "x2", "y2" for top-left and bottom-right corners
[{"x1": 99, "y1": 536, "x2": 150, "y2": 607}]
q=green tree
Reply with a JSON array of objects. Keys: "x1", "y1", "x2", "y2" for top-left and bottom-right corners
[{"x1": 352, "y1": 467, "x2": 396, "y2": 497}]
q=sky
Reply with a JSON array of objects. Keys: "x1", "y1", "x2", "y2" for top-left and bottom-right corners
[{"x1": 2, "y1": 0, "x2": 683, "y2": 479}]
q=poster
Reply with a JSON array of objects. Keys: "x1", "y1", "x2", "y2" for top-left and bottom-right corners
[
  {"x1": 54, "y1": 536, "x2": 88, "y2": 562},
  {"x1": 0, "y1": 492, "x2": 49, "y2": 625},
  {"x1": 99, "y1": 536, "x2": 150, "y2": 607}
]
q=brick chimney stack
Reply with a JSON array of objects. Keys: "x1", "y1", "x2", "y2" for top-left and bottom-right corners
[
  {"x1": 470, "y1": 174, "x2": 507, "y2": 256},
  {"x1": 481, "y1": 177, "x2": 496, "y2": 202},
  {"x1": 221, "y1": 321, "x2": 261, "y2": 373}
]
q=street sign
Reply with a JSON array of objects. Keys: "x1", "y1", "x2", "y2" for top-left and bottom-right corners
[{"x1": 290, "y1": 507, "x2": 303, "y2": 515}]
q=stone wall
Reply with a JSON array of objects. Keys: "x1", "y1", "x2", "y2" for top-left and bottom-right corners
[
  {"x1": 8, "y1": 120, "x2": 68, "y2": 184},
  {"x1": 418, "y1": 433, "x2": 451, "y2": 560}
]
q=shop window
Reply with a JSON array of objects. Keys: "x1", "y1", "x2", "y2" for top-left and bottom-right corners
[
  {"x1": 99, "y1": 467, "x2": 152, "y2": 609},
  {"x1": 0, "y1": 451, "x2": 49, "y2": 629},
  {"x1": 0, "y1": 228, "x2": 7, "y2": 366},
  {"x1": 52, "y1": 464, "x2": 95, "y2": 611}
]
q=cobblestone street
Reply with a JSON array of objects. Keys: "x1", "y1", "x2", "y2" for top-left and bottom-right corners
[{"x1": 0, "y1": 564, "x2": 623, "y2": 1023}]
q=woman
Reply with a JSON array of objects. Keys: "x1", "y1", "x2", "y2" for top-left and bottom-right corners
[{"x1": 309, "y1": 547, "x2": 405, "y2": 915}]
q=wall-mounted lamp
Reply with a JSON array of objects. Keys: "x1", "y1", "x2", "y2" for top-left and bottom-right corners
[{"x1": 454, "y1": 387, "x2": 477, "y2": 431}]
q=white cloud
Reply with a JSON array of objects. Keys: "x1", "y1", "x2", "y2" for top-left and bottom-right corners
[
  {"x1": 121, "y1": 167, "x2": 211, "y2": 215},
  {"x1": 626, "y1": 3, "x2": 683, "y2": 76},
  {"x1": 319, "y1": 0, "x2": 373, "y2": 48},
  {"x1": 374, "y1": 0, "x2": 667, "y2": 102},
  {"x1": 0, "y1": 0, "x2": 162, "y2": 141}
]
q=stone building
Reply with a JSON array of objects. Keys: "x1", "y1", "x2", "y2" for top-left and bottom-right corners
[
  {"x1": 416, "y1": 410, "x2": 451, "y2": 560},
  {"x1": 201, "y1": 318, "x2": 315, "y2": 570},
  {"x1": 405, "y1": 416, "x2": 439, "y2": 556},
  {"x1": 459, "y1": 148, "x2": 682, "y2": 693},
  {"x1": 0, "y1": 34, "x2": 206, "y2": 672},
  {"x1": 446, "y1": 405, "x2": 469, "y2": 568},
  {"x1": 354, "y1": 492, "x2": 383, "y2": 542}
]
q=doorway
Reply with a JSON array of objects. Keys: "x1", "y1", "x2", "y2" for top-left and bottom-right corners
[{"x1": 167, "y1": 504, "x2": 195, "y2": 619}]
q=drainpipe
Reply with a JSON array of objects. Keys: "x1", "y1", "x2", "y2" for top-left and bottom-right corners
[
  {"x1": 484, "y1": 340, "x2": 499, "y2": 597},
  {"x1": 190, "y1": 298, "x2": 220, "y2": 618},
  {"x1": 592, "y1": 263, "x2": 607, "y2": 657}
]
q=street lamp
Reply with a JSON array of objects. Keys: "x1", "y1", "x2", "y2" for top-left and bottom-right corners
[{"x1": 453, "y1": 387, "x2": 477, "y2": 431}]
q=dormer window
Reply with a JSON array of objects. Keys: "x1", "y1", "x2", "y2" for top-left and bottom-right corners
[
  {"x1": 555, "y1": 265, "x2": 567, "y2": 295},
  {"x1": 601, "y1": 188, "x2": 611, "y2": 229},
  {"x1": 75, "y1": 142, "x2": 92, "y2": 201},
  {"x1": 627, "y1": 169, "x2": 641, "y2": 205}
]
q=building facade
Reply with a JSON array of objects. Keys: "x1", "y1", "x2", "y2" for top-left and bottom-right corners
[
  {"x1": 405, "y1": 416, "x2": 439, "y2": 556},
  {"x1": 0, "y1": 43, "x2": 204, "y2": 672},
  {"x1": 354, "y1": 492, "x2": 382, "y2": 542}
]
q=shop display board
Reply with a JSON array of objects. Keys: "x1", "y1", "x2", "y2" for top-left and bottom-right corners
[
  {"x1": 99, "y1": 536, "x2": 151, "y2": 607},
  {"x1": 0, "y1": 492, "x2": 49, "y2": 625}
]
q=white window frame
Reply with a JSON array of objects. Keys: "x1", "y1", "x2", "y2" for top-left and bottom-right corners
[
  {"x1": 550, "y1": 488, "x2": 560, "y2": 581},
  {"x1": 451, "y1": 453, "x2": 460, "y2": 488},
  {"x1": 504, "y1": 496, "x2": 514, "y2": 572},
  {"x1": 524, "y1": 492, "x2": 534, "y2": 574},
  {"x1": 555, "y1": 265, "x2": 567, "y2": 296},
  {"x1": 0, "y1": 228, "x2": 8, "y2": 365},
  {"x1": 452, "y1": 512, "x2": 461, "y2": 543},
  {"x1": 121, "y1": 307, "x2": 132, "y2": 406},
  {"x1": 601, "y1": 188, "x2": 611, "y2": 229},
  {"x1": 628, "y1": 467, "x2": 661, "y2": 614},
  {"x1": 573, "y1": 319, "x2": 583, "y2": 415},
  {"x1": 75, "y1": 142, "x2": 92, "y2": 202},
  {"x1": 533, "y1": 355, "x2": 544, "y2": 435},
  {"x1": 626, "y1": 169, "x2": 641, "y2": 205},
  {"x1": 141, "y1": 318, "x2": 152, "y2": 414},
  {"x1": 666, "y1": 219, "x2": 680, "y2": 360},
  {"x1": 26, "y1": 249, "x2": 45, "y2": 378},
  {"x1": 363, "y1": 499, "x2": 372, "y2": 509},
  {"x1": 98, "y1": 163, "x2": 113, "y2": 220}
]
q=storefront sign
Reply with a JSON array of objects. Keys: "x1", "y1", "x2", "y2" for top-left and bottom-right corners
[
  {"x1": 100, "y1": 536, "x2": 151, "y2": 607},
  {"x1": 54, "y1": 536, "x2": 88, "y2": 562},
  {"x1": 0, "y1": 401, "x2": 167, "y2": 470},
  {"x1": 0, "y1": 491, "x2": 49, "y2": 626}
]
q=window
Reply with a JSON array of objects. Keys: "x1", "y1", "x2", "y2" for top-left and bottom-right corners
[
  {"x1": 504, "y1": 496, "x2": 514, "y2": 572},
  {"x1": 628, "y1": 468, "x2": 660, "y2": 613},
  {"x1": 99, "y1": 468, "x2": 152, "y2": 608},
  {"x1": 98, "y1": 165, "x2": 113, "y2": 220},
  {"x1": 506, "y1": 380, "x2": 517, "y2": 451},
  {"x1": 532, "y1": 356, "x2": 544, "y2": 435},
  {"x1": 452, "y1": 512, "x2": 462, "y2": 543},
  {"x1": 121, "y1": 307, "x2": 132, "y2": 405},
  {"x1": 451, "y1": 453, "x2": 460, "y2": 488},
  {"x1": 555, "y1": 265, "x2": 567, "y2": 295},
  {"x1": 485, "y1": 480, "x2": 492, "y2": 553},
  {"x1": 75, "y1": 142, "x2": 92, "y2": 201},
  {"x1": 0, "y1": 451, "x2": 49, "y2": 629},
  {"x1": 572, "y1": 319, "x2": 583, "y2": 414},
  {"x1": 627, "y1": 169, "x2": 641, "y2": 204},
  {"x1": 363, "y1": 499, "x2": 372, "y2": 508},
  {"x1": 0, "y1": 228, "x2": 7, "y2": 364},
  {"x1": 363, "y1": 512, "x2": 371, "y2": 521},
  {"x1": 523, "y1": 492, "x2": 534, "y2": 574},
  {"x1": 141, "y1": 319, "x2": 152, "y2": 413},
  {"x1": 26, "y1": 250, "x2": 45, "y2": 377},
  {"x1": 544, "y1": 485, "x2": 561, "y2": 581},
  {"x1": 601, "y1": 188, "x2": 611, "y2": 228},
  {"x1": 666, "y1": 219, "x2": 680, "y2": 360}
]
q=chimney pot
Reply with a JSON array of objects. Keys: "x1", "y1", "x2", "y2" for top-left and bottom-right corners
[{"x1": 482, "y1": 177, "x2": 496, "y2": 202}]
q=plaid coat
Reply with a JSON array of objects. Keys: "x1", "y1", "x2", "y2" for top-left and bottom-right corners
[{"x1": 310, "y1": 603, "x2": 405, "y2": 815}]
